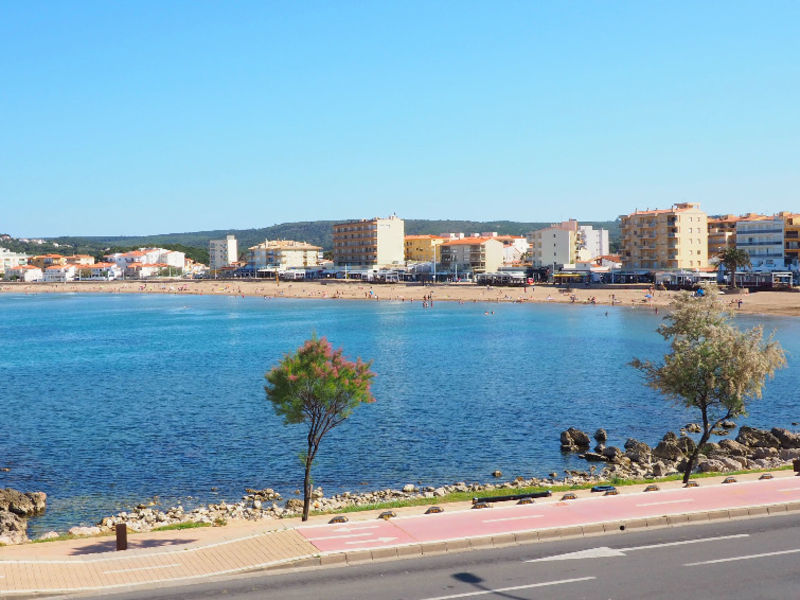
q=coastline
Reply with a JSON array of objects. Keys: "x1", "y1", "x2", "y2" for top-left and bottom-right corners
[{"x1": 2, "y1": 279, "x2": 800, "y2": 317}]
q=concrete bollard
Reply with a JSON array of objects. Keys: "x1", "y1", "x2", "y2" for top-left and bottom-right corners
[
  {"x1": 116, "y1": 524, "x2": 128, "y2": 551},
  {"x1": 793, "y1": 458, "x2": 800, "y2": 475}
]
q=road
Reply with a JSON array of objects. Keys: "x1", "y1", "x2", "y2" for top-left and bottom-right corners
[{"x1": 93, "y1": 512, "x2": 800, "y2": 600}]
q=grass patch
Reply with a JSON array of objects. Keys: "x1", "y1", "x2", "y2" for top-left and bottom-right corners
[
  {"x1": 31, "y1": 533, "x2": 81, "y2": 544},
  {"x1": 151, "y1": 521, "x2": 212, "y2": 532}
]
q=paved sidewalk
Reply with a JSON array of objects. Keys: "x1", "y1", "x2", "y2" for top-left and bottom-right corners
[{"x1": 1, "y1": 471, "x2": 799, "y2": 597}]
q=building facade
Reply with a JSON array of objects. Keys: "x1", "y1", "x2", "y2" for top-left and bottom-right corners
[
  {"x1": 247, "y1": 240, "x2": 322, "y2": 270},
  {"x1": 576, "y1": 226, "x2": 609, "y2": 262},
  {"x1": 779, "y1": 212, "x2": 800, "y2": 269},
  {"x1": 0, "y1": 248, "x2": 29, "y2": 274},
  {"x1": 620, "y1": 203, "x2": 708, "y2": 270},
  {"x1": 333, "y1": 215, "x2": 404, "y2": 268},
  {"x1": 404, "y1": 235, "x2": 446, "y2": 262},
  {"x1": 4, "y1": 265, "x2": 42, "y2": 281},
  {"x1": 439, "y1": 237, "x2": 503, "y2": 275},
  {"x1": 527, "y1": 226, "x2": 576, "y2": 268},
  {"x1": 209, "y1": 235, "x2": 238, "y2": 272},
  {"x1": 736, "y1": 216, "x2": 785, "y2": 271}
]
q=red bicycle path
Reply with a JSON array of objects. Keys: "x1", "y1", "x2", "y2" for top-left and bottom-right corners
[{"x1": 298, "y1": 475, "x2": 800, "y2": 554}]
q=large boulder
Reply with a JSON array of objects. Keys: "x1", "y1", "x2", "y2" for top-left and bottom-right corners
[
  {"x1": 602, "y1": 446, "x2": 625, "y2": 462},
  {"x1": 560, "y1": 428, "x2": 591, "y2": 451},
  {"x1": 624, "y1": 439, "x2": 652, "y2": 464},
  {"x1": 652, "y1": 440, "x2": 685, "y2": 462},
  {"x1": 771, "y1": 428, "x2": 800, "y2": 449},
  {"x1": 594, "y1": 429, "x2": 608, "y2": 443},
  {"x1": 0, "y1": 511, "x2": 29, "y2": 545},
  {"x1": 736, "y1": 426, "x2": 781, "y2": 448},
  {"x1": 676, "y1": 436, "x2": 697, "y2": 456},
  {"x1": 686, "y1": 423, "x2": 702, "y2": 433},
  {"x1": 0, "y1": 489, "x2": 47, "y2": 517},
  {"x1": 718, "y1": 439, "x2": 749, "y2": 457}
]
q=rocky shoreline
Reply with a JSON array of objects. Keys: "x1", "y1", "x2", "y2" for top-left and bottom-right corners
[{"x1": 3, "y1": 425, "x2": 800, "y2": 545}]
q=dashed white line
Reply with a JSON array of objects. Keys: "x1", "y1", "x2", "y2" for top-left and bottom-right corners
[
  {"x1": 418, "y1": 576, "x2": 596, "y2": 599},
  {"x1": 482, "y1": 515, "x2": 544, "y2": 523},
  {"x1": 685, "y1": 548, "x2": 800, "y2": 566},
  {"x1": 636, "y1": 498, "x2": 694, "y2": 508},
  {"x1": 104, "y1": 563, "x2": 181, "y2": 575}
]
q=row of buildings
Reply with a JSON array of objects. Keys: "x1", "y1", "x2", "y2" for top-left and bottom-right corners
[
  {"x1": 0, "y1": 247, "x2": 198, "y2": 281},
  {"x1": 208, "y1": 215, "x2": 611, "y2": 280},
  {"x1": 620, "y1": 203, "x2": 800, "y2": 273}
]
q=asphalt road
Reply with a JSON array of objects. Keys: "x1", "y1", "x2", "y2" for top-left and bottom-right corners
[{"x1": 76, "y1": 513, "x2": 800, "y2": 600}]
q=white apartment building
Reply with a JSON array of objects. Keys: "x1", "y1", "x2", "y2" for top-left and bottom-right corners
[
  {"x1": 209, "y1": 235, "x2": 238, "y2": 272},
  {"x1": 439, "y1": 237, "x2": 504, "y2": 274},
  {"x1": 5, "y1": 265, "x2": 42, "y2": 282},
  {"x1": 248, "y1": 240, "x2": 322, "y2": 270},
  {"x1": 43, "y1": 265, "x2": 77, "y2": 282},
  {"x1": 0, "y1": 247, "x2": 29, "y2": 274},
  {"x1": 576, "y1": 226, "x2": 609, "y2": 262},
  {"x1": 105, "y1": 248, "x2": 186, "y2": 275},
  {"x1": 528, "y1": 226, "x2": 576, "y2": 268},
  {"x1": 736, "y1": 217, "x2": 785, "y2": 271}
]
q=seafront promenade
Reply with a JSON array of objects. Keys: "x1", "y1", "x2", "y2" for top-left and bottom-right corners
[{"x1": 2, "y1": 471, "x2": 799, "y2": 597}]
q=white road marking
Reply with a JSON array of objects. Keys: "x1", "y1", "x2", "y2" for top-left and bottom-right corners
[
  {"x1": 527, "y1": 534, "x2": 750, "y2": 562},
  {"x1": 483, "y1": 515, "x2": 544, "y2": 523},
  {"x1": 636, "y1": 498, "x2": 694, "y2": 508},
  {"x1": 419, "y1": 576, "x2": 596, "y2": 600},
  {"x1": 686, "y1": 548, "x2": 800, "y2": 566},
  {"x1": 619, "y1": 534, "x2": 749, "y2": 552},
  {"x1": 307, "y1": 532, "x2": 374, "y2": 541},
  {"x1": 104, "y1": 563, "x2": 180, "y2": 575},
  {"x1": 345, "y1": 536, "x2": 397, "y2": 545},
  {"x1": 778, "y1": 487, "x2": 800, "y2": 493},
  {"x1": 527, "y1": 547, "x2": 625, "y2": 562}
]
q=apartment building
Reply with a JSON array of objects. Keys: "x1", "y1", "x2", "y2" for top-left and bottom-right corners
[
  {"x1": 576, "y1": 226, "x2": 609, "y2": 262},
  {"x1": 439, "y1": 237, "x2": 503, "y2": 274},
  {"x1": 782, "y1": 213, "x2": 800, "y2": 269},
  {"x1": 0, "y1": 247, "x2": 29, "y2": 274},
  {"x1": 4, "y1": 265, "x2": 42, "y2": 282},
  {"x1": 404, "y1": 235, "x2": 446, "y2": 262},
  {"x1": 65, "y1": 254, "x2": 96, "y2": 266},
  {"x1": 620, "y1": 203, "x2": 708, "y2": 270},
  {"x1": 333, "y1": 215, "x2": 404, "y2": 268},
  {"x1": 247, "y1": 240, "x2": 322, "y2": 270},
  {"x1": 29, "y1": 254, "x2": 67, "y2": 269},
  {"x1": 209, "y1": 235, "x2": 238, "y2": 272},
  {"x1": 736, "y1": 216, "x2": 785, "y2": 271},
  {"x1": 527, "y1": 225, "x2": 577, "y2": 268}
]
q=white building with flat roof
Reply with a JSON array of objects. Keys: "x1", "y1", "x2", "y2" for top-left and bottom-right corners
[
  {"x1": 333, "y1": 215, "x2": 404, "y2": 268},
  {"x1": 736, "y1": 217, "x2": 785, "y2": 271},
  {"x1": 209, "y1": 235, "x2": 238, "y2": 272},
  {"x1": 577, "y1": 226, "x2": 609, "y2": 262},
  {"x1": 0, "y1": 247, "x2": 29, "y2": 274}
]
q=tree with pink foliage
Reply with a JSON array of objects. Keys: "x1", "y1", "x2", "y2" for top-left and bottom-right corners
[{"x1": 265, "y1": 335, "x2": 376, "y2": 521}]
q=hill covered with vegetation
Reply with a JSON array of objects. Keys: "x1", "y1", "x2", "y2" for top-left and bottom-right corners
[{"x1": 5, "y1": 218, "x2": 620, "y2": 262}]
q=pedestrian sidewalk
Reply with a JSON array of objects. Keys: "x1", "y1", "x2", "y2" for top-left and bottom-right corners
[{"x1": 1, "y1": 471, "x2": 799, "y2": 597}]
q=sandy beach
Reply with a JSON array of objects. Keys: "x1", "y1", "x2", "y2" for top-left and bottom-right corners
[{"x1": 2, "y1": 279, "x2": 800, "y2": 317}]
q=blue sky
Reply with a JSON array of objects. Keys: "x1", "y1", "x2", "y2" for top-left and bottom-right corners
[{"x1": 1, "y1": 1, "x2": 798, "y2": 237}]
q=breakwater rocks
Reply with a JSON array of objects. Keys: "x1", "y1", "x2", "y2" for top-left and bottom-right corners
[
  {"x1": 83, "y1": 475, "x2": 604, "y2": 539},
  {"x1": 560, "y1": 425, "x2": 800, "y2": 479},
  {"x1": 0, "y1": 488, "x2": 47, "y2": 545}
]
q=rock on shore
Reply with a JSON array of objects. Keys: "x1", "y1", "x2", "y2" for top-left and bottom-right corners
[{"x1": 0, "y1": 488, "x2": 47, "y2": 545}]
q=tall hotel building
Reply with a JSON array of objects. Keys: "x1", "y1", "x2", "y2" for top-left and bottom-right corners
[
  {"x1": 620, "y1": 203, "x2": 708, "y2": 270},
  {"x1": 332, "y1": 215, "x2": 405, "y2": 268}
]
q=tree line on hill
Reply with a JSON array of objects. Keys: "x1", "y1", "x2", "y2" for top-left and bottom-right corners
[{"x1": 6, "y1": 218, "x2": 621, "y2": 264}]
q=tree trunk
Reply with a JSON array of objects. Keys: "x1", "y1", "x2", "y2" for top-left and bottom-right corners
[
  {"x1": 682, "y1": 430, "x2": 711, "y2": 484},
  {"x1": 302, "y1": 449, "x2": 314, "y2": 522}
]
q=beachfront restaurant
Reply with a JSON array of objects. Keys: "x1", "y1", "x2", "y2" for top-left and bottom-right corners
[{"x1": 654, "y1": 270, "x2": 718, "y2": 289}]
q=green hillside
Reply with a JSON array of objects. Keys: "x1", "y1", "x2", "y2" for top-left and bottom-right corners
[{"x1": 10, "y1": 218, "x2": 621, "y2": 261}]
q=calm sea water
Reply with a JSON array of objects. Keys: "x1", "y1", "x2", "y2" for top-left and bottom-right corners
[{"x1": 1, "y1": 292, "x2": 798, "y2": 535}]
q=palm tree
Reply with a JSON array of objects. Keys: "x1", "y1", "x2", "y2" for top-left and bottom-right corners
[{"x1": 718, "y1": 246, "x2": 751, "y2": 288}]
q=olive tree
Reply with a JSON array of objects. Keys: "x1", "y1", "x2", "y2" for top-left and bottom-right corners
[
  {"x1": 631, "y1": 290, "x2": 785, "y2": 483},
  {"x1": 265, "y1": 336, "x2": 375, "y2": 520}
]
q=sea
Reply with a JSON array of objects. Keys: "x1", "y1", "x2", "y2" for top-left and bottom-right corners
[{"x1": 1, "y1": 292, "x2": 798, "y2": 535}]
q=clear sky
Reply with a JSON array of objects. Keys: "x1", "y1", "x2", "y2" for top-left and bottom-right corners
[{"x1": 1, "y1": 1, "x2": 798, "y2": 237}]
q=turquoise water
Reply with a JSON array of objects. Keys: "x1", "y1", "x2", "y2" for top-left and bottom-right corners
[{"x1": 1, "y1": 293, "x2": 798, "y2": 534}]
